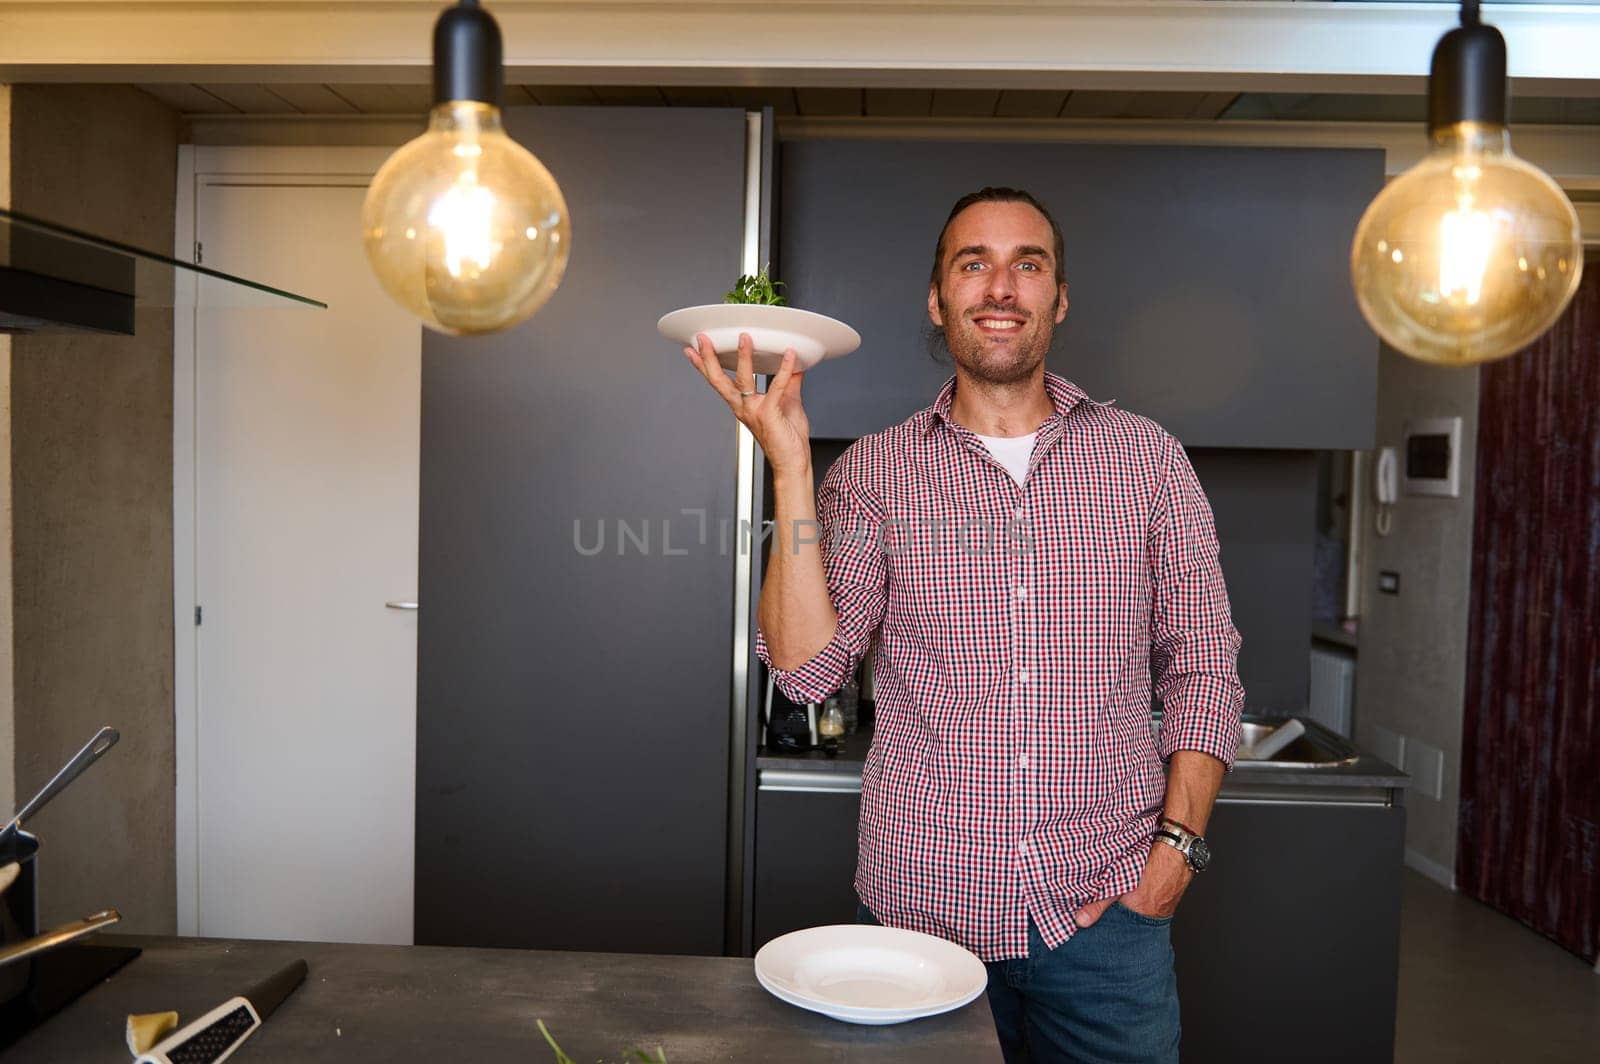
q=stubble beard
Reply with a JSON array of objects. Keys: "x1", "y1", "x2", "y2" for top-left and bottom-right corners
[{"x1": 938, "y1": 292, "x2": 1057, "y2": 387}]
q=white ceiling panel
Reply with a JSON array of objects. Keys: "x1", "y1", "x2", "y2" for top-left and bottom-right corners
[
  {"x1": 994, "y1": 91, "x2": 1069, "y2": 119},
  {"x1": 931, "y1": 90, "x2": 1002, "y2": 118},
  {"x1": 197, "y1": 83, "x2": 297, "y2": 113},
  {"x1": 865, "y1": 89, "x2": 933, "y2": 117},
  {"x1": 332, "y1": 84, "x2": 433, "y2": 114},
  {"x1": 267, "y1": 84, "x2": 361, "y2": 114},
  {"x1": 139, "y1": 83, "x2": 238, "y2": 114},
  {"x1": 522, "y1": 85, "x2": 601, "y2": 105},
  {"x1": 795, "y1": 88, "x2": 863, "y2": 116}
]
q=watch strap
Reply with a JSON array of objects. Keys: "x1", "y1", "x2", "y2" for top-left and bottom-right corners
[
  {"x1": 1153, "y1": 825, "x2": 1208, "y2": 872},
  {"x1": 1153, "y1": 829, "x2": 1187, "y2": 855},
  {"x1": 1160, "y1": 815, "x2": 1200, "y2": 837}
]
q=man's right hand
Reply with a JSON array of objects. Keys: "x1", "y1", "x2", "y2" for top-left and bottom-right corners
[{"x1": 683, "y1": 332, "x2": 812, "y2": 481}]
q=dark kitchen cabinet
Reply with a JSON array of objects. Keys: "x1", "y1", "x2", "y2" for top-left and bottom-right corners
[
  {"x1": 753, "y1": 776, "x2": 862, "y2": 950},
  {"x1": 750, "y1": 756, "x2": 1407, "y2": 1063},
  {"x1": 1172, "y1": 796, "x2": 1406, "y2": 1064},
  {"x1": 415, "y1": 107, "x2": 748, "y2": 955},
  {"x1": 778, "y1": 139, "x2": 1382, "y2": 448}
]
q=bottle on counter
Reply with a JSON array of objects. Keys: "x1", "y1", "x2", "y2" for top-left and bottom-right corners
[
  {"x1": 818, "y1": 701, "x2": 845, "y2": 739},
  {"x1": 817, "y1": 700, "x2": 845, "y2": 757},
  {"x1": 837, "y1": 675, "x2": 860, "y2": 735}
]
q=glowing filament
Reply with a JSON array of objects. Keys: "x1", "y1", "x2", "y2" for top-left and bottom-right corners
[
  {"x1": 428, "y1": 172, "x2": 499, "y2": 279},
  {"x1": 1439, "y1": 203, "x2": 1494, "y2": 306}
]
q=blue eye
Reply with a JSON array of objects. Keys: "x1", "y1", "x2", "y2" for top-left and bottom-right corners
[{"x1": 1018, "y1": 262, "x2": 1039, "y2": 271}]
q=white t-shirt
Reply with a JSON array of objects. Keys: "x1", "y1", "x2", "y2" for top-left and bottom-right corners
[{"x1": 975, "y1": 431, "x2": 1037, "y2": 486}]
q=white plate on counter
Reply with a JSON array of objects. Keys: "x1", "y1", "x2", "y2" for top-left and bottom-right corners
[
  {"x1": 753, "y1": 924, "x2": 987, "y2": 1025},
  {"x1": 657, "y1": 303, "x2": 861, "y2": 375}
]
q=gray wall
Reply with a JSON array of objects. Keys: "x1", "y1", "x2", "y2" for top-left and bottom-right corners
[
  {"x1": 1354, "y1": 347, "x2": 1480, "y2": 882},
  {"x1": 7, "y1": 84, "x2": 180, "y2": 933}
]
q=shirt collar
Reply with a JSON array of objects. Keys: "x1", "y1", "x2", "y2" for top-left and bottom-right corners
[{"x1": 918, "y1": 371, "x2": 1091, "y2": 437}]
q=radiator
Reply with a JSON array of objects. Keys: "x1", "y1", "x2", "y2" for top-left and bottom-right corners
[{"x1": 1307, "y1": 647, "x2": 1356, "y2": 738}]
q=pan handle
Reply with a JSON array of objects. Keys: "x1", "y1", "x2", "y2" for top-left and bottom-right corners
[
  {"x1": 0, "y1": 909, "x2": 121, "y2": 968},
  {"x1": 4, "y1": 726, "x2": 120, "y2": 834}
]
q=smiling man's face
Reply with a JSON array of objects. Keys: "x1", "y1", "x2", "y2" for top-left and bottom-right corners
[{"x1": 928, "y1": 200, "x2": 1068, "y2": 387}]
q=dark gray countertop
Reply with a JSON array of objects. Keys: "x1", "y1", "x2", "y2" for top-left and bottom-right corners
[
  {"x1": 756, "y1": 726, "x2": 874, "y2": 773},
  {"x1": 759, "y1": 730, "x2": 1408, "y2": 796},
  {"x1": 16, "y1": 935, "x2": 1001, "y2": 1062},
  {"x1": 1222, "y1": 753, "x2": 1408, "y2": 791}
]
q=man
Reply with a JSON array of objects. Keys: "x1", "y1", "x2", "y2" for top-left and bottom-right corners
[{"x1": 684, "y1": 187, "x2": 1244, "y2": 1063}]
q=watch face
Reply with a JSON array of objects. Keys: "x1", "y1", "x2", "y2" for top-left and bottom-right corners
[{"x1": 1189, "y1": 837, "x2": 1212, "y2": 871}]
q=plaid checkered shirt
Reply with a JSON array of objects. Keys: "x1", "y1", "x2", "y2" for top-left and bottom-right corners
[{"x1": 757, "y1": 372, "x2": 1244, "y2": 961}]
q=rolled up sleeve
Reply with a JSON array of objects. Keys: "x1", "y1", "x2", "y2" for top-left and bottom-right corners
[
  {"x1": 755, "y1": 456, "x2": 887, "y2": 705},
  {"x1": 1149, "y1": 435, "x2": 1245, "y2": 769}
]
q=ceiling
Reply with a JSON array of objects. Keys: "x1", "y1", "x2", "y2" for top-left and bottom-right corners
[
  {"x1": 137, "y1": 84, "x2": 1600, "y2": 124},
  {"x1": 137, "y1": 84, "x2": 1236, "y2": 119}
]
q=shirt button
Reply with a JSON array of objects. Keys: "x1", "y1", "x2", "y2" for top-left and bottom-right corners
[
  {"x1": 1017, "y1": 668, "x2": 1030, "y2": 685},
  {"x1": 1018, "y1": 841, "x2": 1030, "y2": 856},
  {"x1": 1013, "y1": 507, "x2": 1024, "y2": 520},
  {"x1": 1015, "y1": 585, "x2": 1029, "y2": 602},
  {"x1": 1018, "y1": 753, "x2": 1030, "y2": 769}
]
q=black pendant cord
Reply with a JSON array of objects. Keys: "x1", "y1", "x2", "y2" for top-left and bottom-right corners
[
  {"x1": 433, "y1": 0, "x2": 504, "y2": 108},
  {"x1": 1460, "y1": 0, "x2": 1480, "y2": 27}
]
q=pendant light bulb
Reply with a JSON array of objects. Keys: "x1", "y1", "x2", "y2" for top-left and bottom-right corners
[
  {"x1": 1350, "y1": 3, "x2": 1581, "y2": 366},
  {"x1": 363, "y1": 0, "x2": 570, "y2": 335}
]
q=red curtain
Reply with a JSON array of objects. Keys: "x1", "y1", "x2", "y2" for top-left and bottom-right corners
[{"x1": 1457, "y1": 260, "x2": 1599, "y2": 964}]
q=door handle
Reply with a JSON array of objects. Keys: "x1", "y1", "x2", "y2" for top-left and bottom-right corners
[
  {"x1": 385, "y1": 601, "x2": 419, "y2": 610},
  {"x1": 757, "y1": 769, "x2": 862, "y2": 794}
]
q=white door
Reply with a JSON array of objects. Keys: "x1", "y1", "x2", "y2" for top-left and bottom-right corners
[{"x1": 189, "y1": 174, "x2": 419, "y2": 943}]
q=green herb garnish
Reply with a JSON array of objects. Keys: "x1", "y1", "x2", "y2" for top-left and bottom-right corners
[
  {"x1": 723, "y1": 265, "x2": 786, "y2": 306},
  {"x1": 538, "y1": 1019, "x2": 667, "y2": 1064}
]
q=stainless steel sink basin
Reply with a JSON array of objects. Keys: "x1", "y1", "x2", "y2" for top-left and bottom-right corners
[
  {"x1": 1150, "y1": 714, "x2": 1361, "y2": 770},
  {"x1": 1233, "y1": 716, "x2": 1360, "y2": 769}
]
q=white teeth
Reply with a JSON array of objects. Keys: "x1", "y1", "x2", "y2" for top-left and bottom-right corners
[{"x1": 977, "y1": 319, "x2": 1021, "y2": 329}]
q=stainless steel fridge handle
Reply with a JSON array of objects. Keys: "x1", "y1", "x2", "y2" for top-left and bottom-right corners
[
  {"x1": 385, "y1": 601, "x2": 419, "y2": 610},
  {"x1": 757, "y1": 769, "x2": 862, "y2": 794}
]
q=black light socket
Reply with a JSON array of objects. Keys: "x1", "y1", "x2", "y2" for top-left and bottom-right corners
[
  {"x1": 1427, "y1": 14, "x2": 1507, "y2": 131},
  {"x1": 432, "y1": 0, "x2": 503, "y2": 108}
]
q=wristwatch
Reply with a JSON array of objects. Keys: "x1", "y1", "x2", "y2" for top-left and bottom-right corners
[{"x1": 1154, "y1": 818, "x2": 1212, "y2": 873}]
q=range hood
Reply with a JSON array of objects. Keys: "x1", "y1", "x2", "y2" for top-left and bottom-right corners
[{"x1": 0, "y1": 208, "x2": 324, "y2": 335}]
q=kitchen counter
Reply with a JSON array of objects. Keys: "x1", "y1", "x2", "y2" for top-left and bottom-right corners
[
  {"x1": 761, "y1": 727, "x2": 1408, "y2": 804},
  {"x1": 1214, "y1": 753, "x2": 1408, "y2": 800},
  {"x1": 757, "y1": 719, "x2": 1408, "y2": 1062},
  {"x1": 15, "y1": 935, "x2": 1002, "y2": 1062},
  {"x1": 756, "y1": 725, "x2": 874, "y2": 772}
]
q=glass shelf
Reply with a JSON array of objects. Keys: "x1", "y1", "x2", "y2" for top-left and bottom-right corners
[{"x1": 1, "y1": 207, "x2": 325, "y2": 334}]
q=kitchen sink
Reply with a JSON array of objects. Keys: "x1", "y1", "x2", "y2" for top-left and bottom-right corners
[
  {"x1": 1233, "y1": 716, "x2": 1361, "y2": 769},
  {"x1": 1150, "y1": 714, "x2": 1361, "y2": 770}
]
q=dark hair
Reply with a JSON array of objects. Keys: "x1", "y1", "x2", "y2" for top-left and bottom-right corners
[{"x1": 930, "y1": 187, "x2": 1066, "y2": 289}]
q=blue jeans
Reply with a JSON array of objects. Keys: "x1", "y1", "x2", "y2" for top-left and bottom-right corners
[{"x1": 857, "y1": 901, "x2": 1180, "y2": 1063}]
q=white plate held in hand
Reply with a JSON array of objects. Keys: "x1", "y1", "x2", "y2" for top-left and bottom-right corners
[
  {"x1": 754, "y1": 924, "x2": 987, "y2": 1025},
  {"x1": 657, "y1": 303, "x2": 861, "y2": 375}
]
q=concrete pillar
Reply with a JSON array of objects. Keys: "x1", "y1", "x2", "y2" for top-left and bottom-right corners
[{"x1": 7, "y1": 84, "x2": 179, "y2": 934}]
